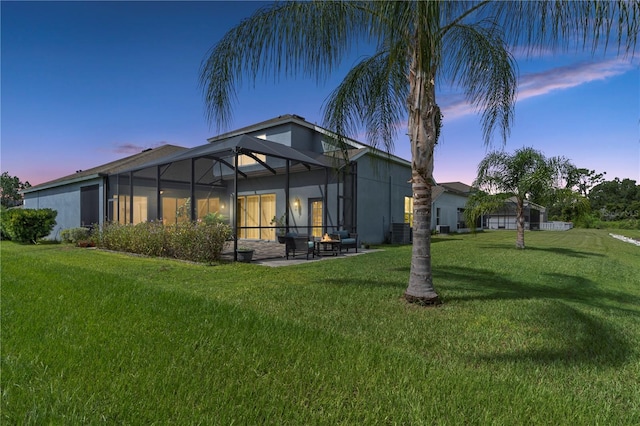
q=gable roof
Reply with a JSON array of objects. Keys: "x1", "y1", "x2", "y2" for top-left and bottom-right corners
[
  {"x1": 439, "y1": 181, "x2": 474, "y2": 194},
  {"x1": 431, "y1": 182, "x2": 474, "y2": 201},
  {"x1": 23, "y1": 144, "x2": 188, "y2": 193},
  {"x1": 432, "y1": 185, "x2": 446, "y2": 200},
  {"x1": 116, "y1": 134, "x2": 332, "y2": 176},
  {"x1": 208, "y1": 114, "x2": 411, "y2": 167}
]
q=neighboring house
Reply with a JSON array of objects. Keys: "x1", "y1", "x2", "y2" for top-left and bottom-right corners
[
  {"x1": 22, "y1": 145, "x2": 188, "y2": 240},
  {"x1": 432, "y1": 181, "x2": 476, "y2": 232},
  {"x1": 23, "y1": 114, "x2": 413, "y2": 244},
  {"x1": 484, "y1": 197, "x2": 546, "y2": 230},
  {"x1": 400, "y1": 181, "x2": 475, "y2": 237}
]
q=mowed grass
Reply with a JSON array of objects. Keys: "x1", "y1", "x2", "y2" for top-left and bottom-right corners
[{"x1": 2, "y1": 229, "x2": 639, "y2": 424}]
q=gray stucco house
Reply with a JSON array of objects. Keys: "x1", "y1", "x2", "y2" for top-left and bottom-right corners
[
  {"x1": 22, "y1": 144, "x2": 187, "y2": 240},
  {"x1": 24, "y1": 114, "x2": 416, "y2": 245},
  {"x1": 483, "y1": 197, "x2": 546, "y2": 230},
  {"x1": 431, "y1": 181, "x2": 476, "y2": 233}
]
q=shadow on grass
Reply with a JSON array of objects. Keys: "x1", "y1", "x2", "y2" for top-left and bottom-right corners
[
  {"x1": 478, "y1": 243, "x2": 605, "y2": 258},
  {"x1": 324, "y1": 276, "x2": 406, "y2": 290},
  {"x1": 431, "y1": 237, "x2": 463, "y2": 243},
  {"x1": 436, "y1": 266, "x2": 640, "y2": 309},
  {"x1": 435, "y1": 266, "x2": 637, "y2": 366},
  {"x1": 527, "y1": 246, "x2": 606, "y2": 258},
  {"x1": 472, "y1": 301, "x2": 632, "y2": 367}
]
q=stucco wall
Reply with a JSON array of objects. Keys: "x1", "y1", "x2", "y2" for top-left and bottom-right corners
[
  {"x1": 234, "y1": 167, "x2": 342, "y2": 237},
  {"x1": 356, "y1": 156, "x2": 412, "y2": 244},
  {"x1": 432, "y1": 191, "x2": 468, "y2": 231},
  {"x1": 23, "y1": 177, "x2": 105, "y2": 240}
]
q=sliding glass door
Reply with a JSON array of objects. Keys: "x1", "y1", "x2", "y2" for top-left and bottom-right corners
[{"x1": 237, "y1": 193, "x2": 276, "y2": 240}]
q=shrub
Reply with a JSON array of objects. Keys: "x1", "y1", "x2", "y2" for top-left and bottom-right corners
[
  {"x1": 203, "y1": 211, "x2": 228, "y2": 225},
  {"x1": 574, "y1": 214, "x2": 640, "y2": 230},
  {"x1": 60, "y1": 227, "x2": 92, "y2": 244},
  {"x1": 0, "y1": 206, "x2": 10, "y2": 240},
  {"x1": 0, "y1": 208, "x2": 57, "y2": 243},
  {"x1": 95, "y1": 221, "x2": 232, "y2": 263}
]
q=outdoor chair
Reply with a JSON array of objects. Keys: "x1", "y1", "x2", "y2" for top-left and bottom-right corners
[
  {"x1": 285, "y1": 234, "x2": 315, "y2": 260},
  {"x1": 330, "y1": 230, "x2": 358, "y2": 252}
]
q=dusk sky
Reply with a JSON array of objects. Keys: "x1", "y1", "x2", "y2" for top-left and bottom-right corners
[{"x1": 2, "y1": 1, "x2": 639, "y2": 187}]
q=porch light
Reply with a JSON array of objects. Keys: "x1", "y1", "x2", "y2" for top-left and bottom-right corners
[{"x1": 294, "y1": 197, "x2": 302, "y2": 216}]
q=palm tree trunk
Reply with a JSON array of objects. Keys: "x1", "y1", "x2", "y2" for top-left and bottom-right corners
[
  {"x1": 404, "y1": 52, "x2": 440, "y2": 306},
  {"x1": 515, "y1": 197, "x2": 525, "y2": 249}
]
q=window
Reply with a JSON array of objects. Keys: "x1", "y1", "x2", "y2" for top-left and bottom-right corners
[
  {"x1": 197, "y1": 198, "x2": 221, "y2": 220},
  {"x1": 237, "y1": 193, "x2": 275, "y2": 240},
  {"x1": 118, "y1": 195, "x2": 148, "y2": 224},
  {"x1": 457, "y1": 208, "x2": 466, "y2": 229},
  {"x1": 310, "y1": 199, "x2": 323, "y2": 238},
  {"x1": 237, "y1": 153, "x2": 267, "y2": 166},
  {"x1": 436, "y1": 207, "x2": 441, "y2": 226},
  {"x1": 162, "y1": 197, "x2": 190, "y2": 225},
  {"x1": 80, "y1": 185, "x2": 99, "y2": 227},
  {"x1": 404, "y1": 196, "x2": 413, "y2": 227}
]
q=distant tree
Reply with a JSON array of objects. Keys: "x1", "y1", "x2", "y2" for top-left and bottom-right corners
[
  {"x1": 465, "y1": 147, "x2": 573, "y2": 249},
  {"x1": 566, "y1": 168, "x2": 607, "y2": 197},
  {"x1": 589, "y1": 178, "x2": 640, "y2": 220},
  {"x1": 200, "y1": 1, "x2": 638, "y2": 305},
  {"x1": 547, "y1": 188, "x2": 591, "y2": 222},
  {"x1": 1, "y1": 172, "x2": 31, "y2": 208}
]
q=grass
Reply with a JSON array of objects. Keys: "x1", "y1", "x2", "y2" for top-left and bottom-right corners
[{"x1": 2, "y1": 229, "x2": 639, "y2": 424}]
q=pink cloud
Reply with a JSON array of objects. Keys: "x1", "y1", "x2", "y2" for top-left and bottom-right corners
[
  {"x1": 516, "y1": 58, "x2": 633, "y2": 101},
  {"x1": 439, "y1": 58, "x2": 635, "y2": 121}
]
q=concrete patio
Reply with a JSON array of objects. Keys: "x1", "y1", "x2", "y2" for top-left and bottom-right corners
[{"x1": 220, "y1": 239, "x2": 373, "y2": 267}]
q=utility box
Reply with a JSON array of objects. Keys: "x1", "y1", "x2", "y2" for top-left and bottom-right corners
[
  {"x1": 391, "y1": 222, "x2": 411, "y2": 244},
  {"x1": 436, "y1": 225, "x2": 450, "y2": 234}
]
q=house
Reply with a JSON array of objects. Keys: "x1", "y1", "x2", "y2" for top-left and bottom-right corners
[
  {"x1": 22, "y1": 145, "x2": 188, "y2": 240},
  {"x1": 483, "y1": 197, "x2": 546, "y2": 230},
  {"x1": 398, "y1": 181, "x2": 476, "y2": 239},
  {"x1": 431, "y1": 181, "x2": 476, "y2": 233},
  {"x1": 23, "y1": 114, "x2": 414, "y2": 245}
]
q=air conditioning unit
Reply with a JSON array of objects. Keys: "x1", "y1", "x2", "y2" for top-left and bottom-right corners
[
  {"x1": 436, "y1": 225, "x2": 450, "y2": 234},
  {"x1": 391, "y1": 223, "x2": 411, "y2": 244}
]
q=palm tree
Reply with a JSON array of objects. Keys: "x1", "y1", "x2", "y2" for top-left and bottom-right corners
[
  {"x1": 200, "y1": 1, "x2": 638, "y2": 305},
  {"x1": 465, "y1": 147, "x2": 573, "y2": 249}
]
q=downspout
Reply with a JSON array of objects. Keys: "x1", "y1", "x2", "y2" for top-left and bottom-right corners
[
  {"x1": 103, "y1": 175, "x2": 108, "y2": 226},
  {"x1": 337, "y1": 167, "x2": 342, "y2": 232},
  {"x1": 190, "y1": 158, "x2": 195, "y2": 221},
  {"x1": 286, "y1": 159, "x2": 290, "y2": 232},
  {"x1": 114, "y1": 174, "x2": 119, "y2": 223},
  {"x1": 389, "y1": 173, "x2": 392, "y2": 232},
  {"x1": 156, "y1": 166, "x2": 161, "y2": 221},
  {"x1": 353, "y1": 162, "x2": 357, "y2": 234},
  {"x1": 233, "y1": 149, "x2": 239, "y2": 261},
  {"x1": 324, "y1": 167, "x2": 329, "y2": 234},
  {"x1": 129, "y1": 171, "x2": 134, "y2": 224}
]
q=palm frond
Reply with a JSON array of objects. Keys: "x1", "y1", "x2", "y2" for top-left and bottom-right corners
[
  {"x1": 494, "y1": 0, "x2": 639, "y2": 57},
  {"x1": 322, "y1": 47, "x2": 408, "y2": 154},
  {"x1": 441, "y1": 19, "x2": 517, "y2": 145},
  {"x1": 199, "y1": 1, "x2": 371, "y2": 131}
]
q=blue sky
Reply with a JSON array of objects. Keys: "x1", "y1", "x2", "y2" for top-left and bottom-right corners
[{"x1": 2, "y1": 1, "x2": 638, "y2": 187}]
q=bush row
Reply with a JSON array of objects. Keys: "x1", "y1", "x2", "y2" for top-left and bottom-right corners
[
  {"x1": 93, "y1": 221, "x2": 233, "y2": 263},
  {"x1": 0, "y1": 208, "x2": 57, "y2": 243},
  {"x1": 574, "y1": 215, "x2": 640, "y2": 230},
  {"x1": 60, "y1": 227, "x2": 92, "y2": 244}
]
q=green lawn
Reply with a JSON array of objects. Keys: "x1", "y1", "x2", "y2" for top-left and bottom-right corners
[{"x1": 2, "y1": 229, "x2": 639, "y2": 424}]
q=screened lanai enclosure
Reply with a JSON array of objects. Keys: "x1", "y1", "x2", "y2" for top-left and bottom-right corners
[{"x1": 105, "y1": 135, "x2": 357, "y2": 257}]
